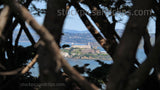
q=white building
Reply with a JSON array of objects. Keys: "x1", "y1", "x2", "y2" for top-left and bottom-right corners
[
  {"x1": 71, "y1": 43, "x2": 91, "y2": 49},
  {"x1": 61, "y1": 52, "x2": 70, "y2": 57}
]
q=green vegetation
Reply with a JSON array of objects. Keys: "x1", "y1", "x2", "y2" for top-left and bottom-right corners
[
  {"x1": 61, "y1": 49, "x2": 70, "y2": 53},
  {"x1": 61, "y1": 47, "x2": 111, "y2": 60}
]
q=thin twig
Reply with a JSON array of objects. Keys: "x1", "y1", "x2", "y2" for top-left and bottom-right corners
[
  {"x1": 0, "y1": 55, "x2": 38, "y2": 75},
  {"x1": 0, "y1": 68, "x2": 22, "y2": 76},
  {"x1": 15, "y1": 26, "x2": 23, "y2": 47},
  {"x1": 21, "y1": 54, "x2": 38, "y2": 74},
  {"x1": 20, "y1": 21, "x2": 36, "y2": 45}
]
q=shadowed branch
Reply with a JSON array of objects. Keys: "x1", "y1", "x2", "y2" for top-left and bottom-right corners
[{"x1": 2, "y1": 0, "x2": 99, "y2": 89}]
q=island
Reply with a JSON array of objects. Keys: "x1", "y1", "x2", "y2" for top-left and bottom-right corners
[{"x1": 61, "y1": 43, "x2": 112, "y2": 60}]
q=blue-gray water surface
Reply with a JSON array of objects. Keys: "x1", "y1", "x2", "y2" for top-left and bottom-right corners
[{"x1": 18, "y1": 42, "x2": 146, "y2": 77}]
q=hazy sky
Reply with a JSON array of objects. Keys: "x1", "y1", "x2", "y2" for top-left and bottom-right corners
[{"x1": 32, "y1": 1, "x2": 156, "y2": 33}]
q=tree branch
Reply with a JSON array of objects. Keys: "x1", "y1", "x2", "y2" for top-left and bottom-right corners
[
  {"x1": 20, "y1": 21, "x2": 36, "y2": 45},
  {"x1": 107, "y1": 0, "x2": 153, "y2": 90},
  {"x1": 71, "y1": 1, "x2": 114, "y2": 58},
  {"x1": 143, "y1": 29, "x2": 152, "y2": 56},
  {"x1": 0, "y1": 68, "x2": 22, "y2": 76},
  {"x1": 15, "y1": 26, "x2": 23, "y2": 47},
  {"x1": 21, "y1": 54, "x2": 38, "y2": 74},
  {"x1": 0, "y1": 6, "x2": 10, "y2": 39},
  {"x1": 3, "y1": 0, "x2": 99, "y2": 90},
  {"x1": 126, "y1": 34, "x2": 160, "y2": 90}
]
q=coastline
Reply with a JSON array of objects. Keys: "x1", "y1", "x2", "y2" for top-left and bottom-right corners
[{"x1": 64, "y1": 57, "x2": 112, "y2": 61}]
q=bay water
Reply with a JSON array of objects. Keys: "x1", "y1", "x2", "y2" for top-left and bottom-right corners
[{"x1": 17, "y1": 41, "x2": 146, "y2": 77}]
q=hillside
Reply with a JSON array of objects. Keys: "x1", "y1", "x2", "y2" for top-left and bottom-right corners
[
  {"x1": 61, "y1": 32, "x2": 98, "y2": 44},
  {"x1": 13, "y1": 29, "x2": 155, "y2": 49}
]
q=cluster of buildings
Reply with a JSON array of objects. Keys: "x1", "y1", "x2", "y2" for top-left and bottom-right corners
[
  {"x1": 71, "y1": 44, "x2": 91, "y2": 49},
  {"x1": 61, "y1": 43, "x2": 107, "y2": 58}
]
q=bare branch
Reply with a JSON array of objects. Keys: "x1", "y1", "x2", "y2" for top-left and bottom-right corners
[
  {"x1": 21, "y1": 54, "x2": 38, "y2": 74},
  {"x1": 0, "y1": 6, "x2": 10, "y2": 39},
  {"x1": 20, "y1": 21, "x2": 36, "y2": 45},
  {"x1": 38, "y1": 0, "x2": 67, "y2": 90},
  {"x1": 126, "y1": 34, "x2": 160, "y2": 90},
  {"x1": 43, "y1": 0, "x2": 67, "y2": 45},
  {"x1": 15, "y1": 26, "x2": 23, "y2": 47},
  {"x1": 2, "y1": 0, "x2": 32, "y2": 39},
  {"x1": 107, "y1": 0, "x2": 153, "y2": 90},
  {"x1": 83, "y1": 0, "x2": 119, "y2": 51},
  {"x1": 71, "y1": 2, "x2": 114, "y2": 57},
  {"x1": 143, "y1": 29, "x2": 152, "y2": 56},
  {"x1": 0, "y1": 63, "x2": 6, "y2": 70},
  {"x1": 0, "y1": 68, "x2": 22, "y2": 76},
  {"x1": 61, "y1": 58, "x2": 99, "y2": 90},
  {"x1": 3, "y1": 0, "x2": 99, "y2": 90}
]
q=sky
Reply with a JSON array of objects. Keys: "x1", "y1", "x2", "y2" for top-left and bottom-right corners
[
  {"x1": 32, "y1": 1, "x2": 156, "y2": 33},
  {"x1": 28, "y1": 1, "x2": 155, "y2": 77}
]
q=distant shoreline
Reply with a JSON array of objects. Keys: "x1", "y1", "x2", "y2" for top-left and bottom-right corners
[{"x1": 64, "y1": 57, "x2": 112, "y2": 61}]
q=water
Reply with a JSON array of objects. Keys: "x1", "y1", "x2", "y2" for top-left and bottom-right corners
[
  {"x1": 66, "y1": 58, "x2": 113, "y2": 70},
  {"x1": 29, "y1": 59, "x2": 113, "y2": 77},
  {"x1": 30, "y1": 49, "x2": 146, "y2": 77},
  {"x1": 16, "y1": 41, "x2": 146, "y2": 77}
]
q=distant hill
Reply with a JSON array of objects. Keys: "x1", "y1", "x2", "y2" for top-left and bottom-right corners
[
  {"x1": 61, "y1": 29, "x2": 155, "y2": 49},
  {"x1": 63, "y1": 29, "x2": 89, "y2": 33},
  {"x1": 12, "y1": 28, "x2": 155, "y2": 49},
  {"x1": 61, "y1": 32, "x2": 98, "y2": 45},
  {"x1": 13, "y1": 29, "x2": 39, "y2": 43}
]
